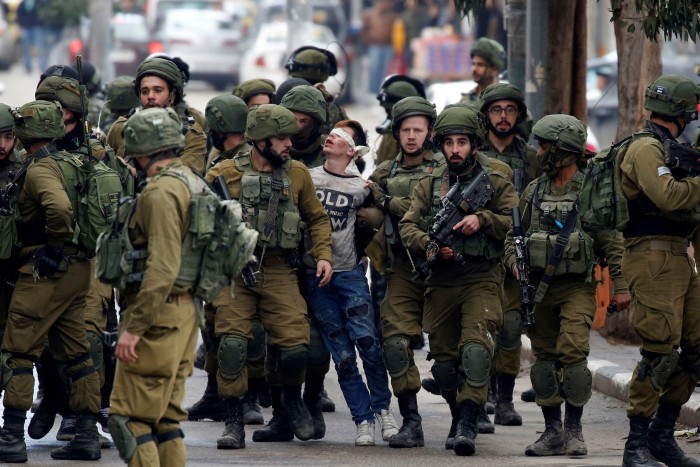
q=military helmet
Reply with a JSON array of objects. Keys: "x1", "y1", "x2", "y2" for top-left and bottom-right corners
[
  {"x1": 532, "y1": 114, "x2": 587, "y2": 153},
  {"x1": 35, "y1": 76, "x2": 85, "y2": 115},
  {"x1": 0, "y1": 103, "x2": 14, "y2": 132},
  {"x1": 644, "y1": 74, "x2": 700, "y2": 123},
  {"x1": 205, "y1": 95, "x2": 248, "y2": 134},
  {"x1": 106, "y1": 76, "x2": 140, "y2": 111},
  {"x1": 122, "y1": 107, "x2": 184, "y2": 158},
  {"x1": 13, "y1": 100, "x2": 65, "y2": 141},
  {"x1": 284, "y1": 45, "x2": 337, "y2": 84},
  {"x1": 480, "y1": 83, "x2": 527, "y2": 121},
  {"x1": 377, "y1": 75, "x2": 426, "y2": 113},
  {"x1": 470, "y1": 37, "x2": 506, "y2": 71},
  {"x1": 274, "y1": 77, "x2": 310, "y2": 104},
  {"x1": 232, "y1": 79, "x2": 276, "y2": 105},
  {"x1": 245, "y1": 104, "x2": 299, "y2": 141},
  {"x1": 39, "y1": 64, "x2": 79, "y2": 84},
  {"x1": 134, "y1": 57, "x2": 185, "y2": 103},
  {"x1": 279, "y1": 85, "x2": 327, "y2": 124},
  {"x1": 81, "y1": 61, "x2": 102, "y2": 95},
  {"x1": 391, "y1": 96, "x2": 437, "y2": 136},
  {"x1": 433, "y1": 104, "x2": 486, "y2": 146}
]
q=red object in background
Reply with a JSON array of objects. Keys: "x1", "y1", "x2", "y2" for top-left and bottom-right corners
[
  {"x1": 386, "y1": 52, "x2": 407, "y2": 75},
  {"x1": 69, "y1": 39, "x2": 83, "y2": 59},
  {"x1": 148, "y1": 41, "x2": 164, "y2": 54}
]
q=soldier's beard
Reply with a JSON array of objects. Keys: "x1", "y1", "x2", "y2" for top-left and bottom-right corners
[{"x1": 211, "y1": 133, "x2": 226, "y2": 151}]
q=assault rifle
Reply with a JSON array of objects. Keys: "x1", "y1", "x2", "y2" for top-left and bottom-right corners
[
  {"x1": 663, "y1": 139, "x2": 700, "y2": 177},
  {"x1": 513, "y1": 167, "x2": 525, "y2": 196},
  {"x1": 211, "y1": 175, "x2": 258, "y2": 288},
  {"x1": 511, "y1": 206, "x2": 535, "y2": 328},
  {"x1": 412, "y1": 165, "x2": 494, "y2": 280}
]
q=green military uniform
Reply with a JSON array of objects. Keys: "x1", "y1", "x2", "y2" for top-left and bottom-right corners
[
  {"x1": 0, "y1": 101, "x2": 101, "y2": 463},
  {"x1": 375, "y1": 130, "x2": 401, "y2": 165},
  {"x1": 315, "y1": 83, "x2": 348, "y2": 128},
  {"x1": 503, "y1": 115, "x2": 626, "y2": 459},
  {"x1": 618, "y1": 76, "x2": 700, "y2": 467},
  {"x1": 102, "y1": 76, "x2": 140, "y2": 134},
  {"x1": 281, "y1": 85, "x2": 328, "y2": 169},
  {"x1": 107, "y1": 108, "x2": 199, "y2": 466}
]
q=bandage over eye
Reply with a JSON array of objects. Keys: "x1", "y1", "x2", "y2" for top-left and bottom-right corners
[{"x1": 330, "y1": 127, "x2": 370, "y2": 160}]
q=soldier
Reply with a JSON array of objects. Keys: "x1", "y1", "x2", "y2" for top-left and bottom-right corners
[
  {"x1": 102, "y1": 76, "x2": 140, "y2": 134},
  {"x1": 280, "y1": 85, "x2": 329, "y2": 168},
  {"x1": 0, "y1": 100, "x2": 102, "y2": 463},
  {"x1": 275, "y1": 78, "x2": 310, "y2": 105},
  {"x1": 204, "y1": 104, "x2": 332, "y2": 449},
  {"x1": 0, "y1": 103, "x2": 23, "y2": 344},
  {"x1": 459, "y1": 38, "x2": 505, "y2": 105},
  {"x1": 106, "y1": 57, "x2": 207, "y2": 175},
  {"x1": 504, "y1": 114, "x2": 629, "y2": 458},
  {"x1": 375, "y1": 74, "x2": 426, "y2": 165},
  {"x1": 367, "y1": 96, "x2": 445, "y2": 448},
  {"x1": 480, "y1": 82, "x2": 539, "y2": 425},
  {"x1": 619, "y1": 75, "x2": 700, "y2": 467},
  {"x1": 106, "y1": 107, "x2": 200, "y2": 466},
  {"x1": 204, "y1": 94, "x2": 251, "y2": 168},
  {"x1": 400, "y1": 104, "x2": 518, "y2": 456},
  {"x1": 233, "y1": 78, "x2": 277, "y2": 108},
  {"x1": 284, "y1": 45, "x2": 349, "y2": 128},
  {"x1": 304, "y1": 119, "x2": 398, "y2": 446}
]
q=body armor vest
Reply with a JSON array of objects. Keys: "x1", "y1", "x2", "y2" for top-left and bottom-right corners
[
  {"x1": 525, "y1": 172, "x2": 594, "y2": 276},
  {"x1": 234, "y1": 153, "x2": 302, "y2": 250},
  {"x1": 481, "y1": 137, "x2": 533, "y2": 188}
]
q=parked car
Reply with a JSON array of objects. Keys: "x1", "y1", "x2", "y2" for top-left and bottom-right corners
[
  {"x1": 253, "y1": 0, "x2": 348, "y2": 43},
  {"x1": 143, "y1": 0, "x2": 221, "y2": 32},
  {"x1": 154, "y1": 8, "x2": 244, "y2": 90},
  {"x1": 238, "y1": 21, "x2": 347, "y2": 97},
  {"x1": 109, "y1": 13, "x2": 157, "y2": 76}
]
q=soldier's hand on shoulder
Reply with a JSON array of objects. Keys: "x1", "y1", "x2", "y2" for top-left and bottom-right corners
[
  {"x1": 454, "y1": 214, "x2": 481, "y2": 236},
  {"x1": 316, "y1": 260, "x2": 333, "y2": 287}
]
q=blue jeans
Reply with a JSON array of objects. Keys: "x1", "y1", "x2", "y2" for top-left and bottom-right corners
[
  {"x1": 20, "y1": 26, "x2": 48, "y2": 73},
  {"x1": 307, "y1": 264, "x2": 392, "y2": 423},
  {"x1": 368, "y1": 45, "x2": 394, "y2": 94}
]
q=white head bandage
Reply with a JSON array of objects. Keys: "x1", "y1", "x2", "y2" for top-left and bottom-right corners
[{"x1": 330, "y1": 127, "x2": 370, "y2": 160}]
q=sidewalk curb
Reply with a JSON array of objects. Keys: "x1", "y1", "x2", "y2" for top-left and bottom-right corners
[{"x1": 521, "y1": 335, "x2": 700, "y2": 427}]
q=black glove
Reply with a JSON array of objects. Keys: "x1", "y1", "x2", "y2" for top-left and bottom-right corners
[{"x1": 33, "y1": 246, "x2": 67, "y2": 278}]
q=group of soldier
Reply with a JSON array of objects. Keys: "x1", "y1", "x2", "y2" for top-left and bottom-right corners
[{"x1": 0, "y1": 30, "x2": 697, "y2": 467}]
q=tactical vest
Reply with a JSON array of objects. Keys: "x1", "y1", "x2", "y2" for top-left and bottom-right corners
[
  {"x1": 384, "y1": 151, "x2": 444, "y2": 245},
  {"x1": 420, "y1": 162, "x2": 503, "y2": 260},
  {"x1": 525, "y1": 172, "x2": 594, "y2": 276},
  {"x1": 481, "y1": 138, "x2": 533, "y2": 187},
  {"x1": 0, "y1": 154, "x2": 24, "y2": 259},
  {"x1": 234, "y1": 153, "x2": 302, "y2": 250}
]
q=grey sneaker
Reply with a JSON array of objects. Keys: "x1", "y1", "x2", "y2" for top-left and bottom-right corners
[
  {"x1": 355, "y1": 420, "x2": 375, "y2": 446},
  {"x1": 376, "y1": 408, "x2": 399, "y2": 442}
]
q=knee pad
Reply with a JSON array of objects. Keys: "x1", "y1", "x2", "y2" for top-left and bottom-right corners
[
  {"x1": 65, "y1": 352, "x2": 97, "y2": 383},
  {"x1": 108, "y1": 415, "x2": 154, "y2": 463},
  {"x1": 247, "y1": 319, "x2": 266, "y2": 363},
  {"x1": 155, "y1": 422, "x2": 184, "y2": 444},
  {"x1": 382, "y1": 335, "x2": 411, "y2": 378},
  {"x1": 308, "y1": 324, "x2": 329, "y2": 366},
  {"x1": 0, "y1": 352, "x2": 33, "y2": 394},
  {"x1": 640, "y1": 350, "x2": 679, "y2": 391},
  {"x1": 680, "y1": 346, "x2": 700, "y2": 381},
  {"x1": 460, "y1": 342, "x2": 492, "y2": 388},
  {"x1": 562, "y1": 361, "x2": 592, "y2": 407},
  {"x1": 498, "y1": 310, "x2": 522, "y2": 351},
  {"x1": 86, "y1": 331, "x2": 104, "y2": 373},
  {"x1": 278, "y1": 345, "x2": 309, "y2": 375},
  {"x1": 218, "y1": 334, "x2": 247, "y2": 380},
  {"x1": 431, "y1": 361, "x2": 458, "y2": 392},
  {"x1": 530, "y1": 360, "x2": 560, "y2": 404}
]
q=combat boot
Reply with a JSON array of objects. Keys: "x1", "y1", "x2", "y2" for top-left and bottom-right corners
[
  {"x1": 27, "y1": 394, "x2": 60, "y2": 439},
  {"x1": 486, "y1": 374, "x2": 497, "y2": 414},
  {"x1": 281, "y1": 385, "x2": 314, "y2": 441},
  {"x1": 453, "y1": 399, "x2": 479, "y2": 456},
  {"x1": 648, "y1": 404, "x2": 700, "y2": 466},
  {"x1": 389, "y1": 392, "x2": 424, "y2": 448},
  {"x1": 252, "y1": 378, "x2": 272, "y2": 408},
  {"x1": 241, "y1": 388, "x2": 264, "y2": 425},
  {"x1": 50, "y1": 412, "x2": 101, "y2": 461},
  {"x1": 186, "y1": 374, "x2": 225, "y2": 421},
  {"x1": 623, "y1": 415, "x2": 664, "y2": 467},
  {"x1": 477, "y1": 404, "x2": 494, "y2": 434},
  {"x1": 564, "y1": 402, "x2": 587, "y2": 456},
  {"x1": 56, "y1": 415, "x2": 77, "y2": 440},
  {"x1": 420, "y1": 377, "x2": 441, "y2": 396},
  {"x1": 444, "y1": 397, "x2": 460, "y2": 450},
  {"x1": 302, "y1": 377, "x2": 326, "y2": 440},
  {"x1": 319, "y1": 389, "x2": 335, "y2": 413},
  {"x1": 217, "y1": 397, "x2": 245, "y2": 449},
  {"x1": 252, "y1": 385, "x2": 294, "y2": 442},
  {"x1": 0, "y1": 408, "x2": 27, "y2": 463},
  {"x1": 525, "y1": 405, "x2": 566, "y2": 456},
  {"x1": 521, "y1": 387, "x2": 536, "y2": 402},
  {"x1": 494, "y1": 374, "x2": 522, "y2": 426}
]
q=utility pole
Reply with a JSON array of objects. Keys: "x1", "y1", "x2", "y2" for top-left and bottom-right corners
[
  {"x1": 525, "y1": 0, "x2": 548, "y2": 123},
  {"x1": 89, "y1": 0, "x2": 112, "y2": 83},
  {"x1": 505, "y1": 0, "x2": 526, "y2": 92}
]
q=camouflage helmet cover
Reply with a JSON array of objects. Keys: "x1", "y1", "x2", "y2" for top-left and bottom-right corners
[
  {"x1": 279, "y1": 85, "x2": 327, "y2": 124},
  {"x1": 13, "y1": 100, "x2": 65, "y2": 141},
  {"x1": 122, "y1": 107, "x2": 185, "y2": 158},
  {"x1": 479, "y1": 83, "x2": 527, "y2": 121},
  {"x1": 205, "y1": 94, "x2": 248, "y2": 134},
  {"x1": 285, "y1": 45, "x2": 338, "y2": 83},
  {"x1": 433, "y1": 104, "x2": 486, "y2": 145},
  {"x1": 134, "y1": 57, "x2": 185, "y2": 102},
  {"x1": 245, "y1": 104, "x2": 299, "y2": 141},
  {"x1": 35, "y1": 76, "x2": 85, "y2": 115},
  {"x1": 377, "y1": 74, "x2": 426, "y2": 113},
  {"x1": 470, "y1": 37, "x2": 506, "y2": 71},
  {"x1": 390, "y1": 96, "x2": 437, "y2": 136},
  {"x1": 232, "y1": 79, "x2": 276, "y2": 105},
  {"x1": 106, "y1": 76, "x2": 140, "y2": 111},
  {"x1": 532, "y1": 114, "x2": 587, "y2": 153},
  {"x1": 644, "y1": 74, "x2": 700, "y2": 123},
  {"x1": 0, "y1": 103, "x2": 15, "y2": 132}
]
